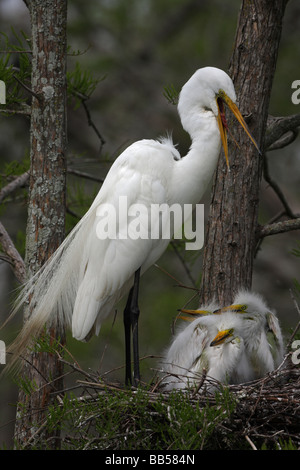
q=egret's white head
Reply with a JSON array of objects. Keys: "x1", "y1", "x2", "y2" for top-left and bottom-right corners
[
  {"x1": 208, "y1": 311, "x2": 244, "y2": 347},
  {"x1": 223, "y1": 290, "x2": 271, "y2": 326},
  {"x1": 221, "y1": 290, "x2": 284, "y2": 349},
  {"x1": 179, "y1": 67, "x2": 236, "y2": 117},
  {"x1": 178, "y1": 67, "x2": 260, "y2": 168}
]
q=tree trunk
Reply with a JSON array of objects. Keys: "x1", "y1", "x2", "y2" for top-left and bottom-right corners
[
  {"x1": 200, "y1": 0, "x2": 288, "y2": 306},
  {"x1": 14, "y1": 0, "x2": 67, "y2": 449}
]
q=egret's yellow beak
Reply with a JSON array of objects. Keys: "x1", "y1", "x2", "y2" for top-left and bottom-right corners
[
  {"x1": 216, "y1": 92, "x2": 261, "y2": 170},
  {"x1": 216, "y1": 97, "x2": 229, "y2": 169},
  {"x1": 180, "y1": 308, "x2": 213, "y2": 316},
  {"x1": 210, "y1": 328, "x2": 234, "y2": 346},
  {"x1": 221, "y1": 303, "x2": 248, "y2": 314},
  {"x1": 178, "y1": 308, "x2": 212, "y2": 322}
]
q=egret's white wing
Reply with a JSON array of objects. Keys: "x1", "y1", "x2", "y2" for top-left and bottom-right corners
[
  {"x1": 161, "y1": 316, "x2": 216, "y2": 389},
  {"x1": 266, "y1": 311, "x2": 284, "y2": 367},
  {"x1": 71, "y1": 140, "x2": 180, "y2": 340}
]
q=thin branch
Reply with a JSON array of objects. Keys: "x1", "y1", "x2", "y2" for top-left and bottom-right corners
[
  {"x1": 81, "y1": 99, "x2": 105, "y2": 154},
  {"x1": 263, "y1": 154, "x2": 299, "y2": 219},
  {"x1": 257, "y1": 217, "x2": 300, "y2": 239},
  {"x1": 67, "y1": 168, "x2": 104, "y2": 184},
  {"x1": 170, "y1": 241, "x2": 197, "y2": 289},
  {"x1": 0, "y1": 50, "x2": 31, "y2": 54},
  {"x1": 71, "y1": 89, "x2": 106, "y2": 154},
  {"x1": 0, "y1": 171, "x2": 29, "y2": 204},
  {"x1": 245, "y1": 435, "x2": 258, "y2": 450},
  {"x1": 66, "y1": 207, "x2": 81, "y2": 220},
  {"x1": 0, "y1": 221, "x2": 26, "y2": 283},
  {"x1": 0, "y1": 104, "x2": 31, "y2": 116},
  {"x1": 12, "y1": 73, "x2": 41, "y2": 101}
]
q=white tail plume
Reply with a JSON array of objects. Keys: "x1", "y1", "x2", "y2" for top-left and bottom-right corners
[{"x1": 5, "y1": 204, "x2": 97, "y2": 372}]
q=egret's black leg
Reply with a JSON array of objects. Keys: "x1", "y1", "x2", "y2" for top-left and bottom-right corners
[
  {"x1": 124, "y1": 287, "x2": 133, "y2": 386},
  {"x1": 123, "y1": 268, "x2": 141, "y2": 386},
  {"x1": 131, "y1": 268, "x2": 141, "y2": 386}
]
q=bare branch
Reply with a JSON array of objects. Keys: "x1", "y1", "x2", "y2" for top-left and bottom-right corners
[
  {"x1": 0, "y1": 221, "x2": 26, "y2": 283},
  {"x1": 67, "y1": 168, "x2": 103, "y2": 184},
  {"x1": 0, "y1": 171, "x2": 29, "y2": 204},
  {"x1": 12, "y1": 73, "x2": 42, "y2": 101},
  {"x1": 257, "y1": 218, "x2": 300, "y2": 239},
  {"x1": 81, "y1": 99, "x2": 105, "y2": 154},
  {"x1": 267, "y1": 130, "x2": 298, "y2": 151},
  {"x1": 0, "y1": 104, "x2": 31, "y2": 116},
  {"x1": 170, "y1": 241, "x2": 197, "y2": 289},
  {"x1": 265, "y1": 114, "x2": 300, "y2": 150},
  {"x1": 263, "y1": 154, "x2": 299, "y2": 219}
]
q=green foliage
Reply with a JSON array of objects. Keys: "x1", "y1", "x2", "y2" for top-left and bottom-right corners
[
  {"x1": 276, "y1": 438, "x2": 299, "y2": 450},
  {"x1": 22, "y1": 385, "x2": 237, "y2": 450},
  {"x1": 261, "y1": 438, "x2": 299, "y2": 451},
  {"x1": 0, "y1": 28, "x2": 102, "y2": 113},
  {"x1": 14, "y1": 230, "x2": 26, "y2": 259},
  {"x1": 0, "y1": 155, "x2": 29, "y2": 183},
  {"x1": 30, "y1": 330, "x2": 63, "y2": 356},
  {"x1": 0, "y1": 154, "x2": 30, "y2": 218},
  {"x1": 14, "y1": 375, "x2": 37, "y2": 397},
  {"x1": 67, "y1": 61, "x2": 104, "y2": 109},
  {"x1": 291, "y1": 241, "x2": 300, "y2": 258},
  {"x1": 163, "y1": 83, "x2": 179, "y2": 106},
  {"x1": 0, "y1": 29, "x2": 31, "y2": 107}
]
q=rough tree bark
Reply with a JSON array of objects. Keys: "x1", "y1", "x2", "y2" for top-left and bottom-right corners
[
  {"x1": 200, "y1": 0, "x2": 288, "y2": 306},
  {"x1": 14, "y1": 0, "x2": 67, "y2": 449}
]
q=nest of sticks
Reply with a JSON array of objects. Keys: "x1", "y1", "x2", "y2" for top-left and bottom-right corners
[
  {"x1": 58, "y1": 350, "x2": 299, "y2": 450},
  {"x1": 216, "y1": 356, "x2": 300, "y2": 449}
]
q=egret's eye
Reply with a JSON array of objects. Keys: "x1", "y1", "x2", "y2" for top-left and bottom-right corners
[{"x1": 236, "y1": 304, "x2": 247, "y2": 313}]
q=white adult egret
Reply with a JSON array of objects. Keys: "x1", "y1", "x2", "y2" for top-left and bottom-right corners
[
  {"x1": 7, "y1": 67, "x2": 260, "y2": 385},
  {"x1": 161, "y1": 309, "x2": 251, "y2": 391}
]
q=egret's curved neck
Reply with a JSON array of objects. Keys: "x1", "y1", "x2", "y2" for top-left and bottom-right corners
[{"x1": 171, "y1": 112, "x2": 221, "y2": 205}]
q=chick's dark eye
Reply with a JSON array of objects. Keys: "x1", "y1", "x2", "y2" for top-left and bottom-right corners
[{"x1": 239, "y1": 305, "x2": 247, "y2": 312}]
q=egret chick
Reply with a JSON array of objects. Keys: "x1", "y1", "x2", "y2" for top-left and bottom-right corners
[
  {"x1": 161, "y1": 309, "x2": 251, "y2": 391},
  {"x1": 222, "y1": 290, "x2": 285, "y2": 378}
]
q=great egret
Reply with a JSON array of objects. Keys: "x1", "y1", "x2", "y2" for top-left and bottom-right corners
[
  {"x1": 163, "y1": 290, "x2": 285, "y2": 391},
  {"x1": 7, "y1": 67, "x2": 260, "y2": 385},
  {"x1": 161, "y1": 310, "x2": 251, "y2": 392}
]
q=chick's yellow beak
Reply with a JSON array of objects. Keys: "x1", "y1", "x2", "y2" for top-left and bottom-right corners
[
  {"x1": 221, "y1": 303, "x2": 248, "y2": 314},
  {"x1": 216, "y1": 92, "x2": 261, "y2": 170},
  {"x1": 178, "y1": 308, "x2": 213, "y2": 322},
  {"x1": 180, "y1": 308, "x2": 213, "y2": 315},
  {"x1": 210, "y1": 328, "x2": 234, "y2": 347}
]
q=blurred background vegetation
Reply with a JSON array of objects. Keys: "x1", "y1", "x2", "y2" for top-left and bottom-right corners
[{"x1": 0, "y1": 0, "x2": 299, "y2": 447}]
